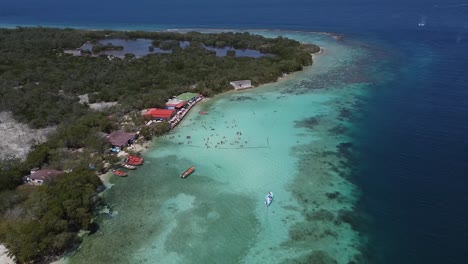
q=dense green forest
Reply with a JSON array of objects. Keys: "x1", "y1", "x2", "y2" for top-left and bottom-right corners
[
  {"x1": 0, "y1": 27, "x2": 318, "y2": 128},
  {"x1": 0, "y1": 169, "x2": 102, "y2": 263},
  {"x1": 0, "y1": 27, "x2": 319, "y2": 263}
]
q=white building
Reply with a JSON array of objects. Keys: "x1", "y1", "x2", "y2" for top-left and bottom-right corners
[
  {"x1": 24, "y1": 169, "x2": 63, "y2": 186},
  {"x1": 230, "y1": 80, "x2": 252, "y2": 90}
]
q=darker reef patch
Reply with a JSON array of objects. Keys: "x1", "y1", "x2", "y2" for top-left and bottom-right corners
[
  {"x1": 337, "y1": 209, "x2": 361, "y2": 231},
  {"x1": 287, "y1": 224, "x2": 338, "y2": 243},
  {"x1": 294, "y1": 116, "x2": 321, "y2": 130},
  {"x1": 325, "y1": 191, "x2": 341, "y2": 200},
  {"x1": 328, "y1": 125, "x2": 348, "y2": 135},
  {"x1": 305, "y1": 209, "x2": 335, "y2": 222},
  {"x1": 282, "y1": 250, "x2": 338, "y2": 264},
  {"x1": 229, "y1": 95, "x2": 256, "y2": 101},
  {"x1": 338, "y1": 108, "x2": 353, "y2": 121},
  {"x1": 336, "y1": 142, "x2": 355, "y2": 164}
]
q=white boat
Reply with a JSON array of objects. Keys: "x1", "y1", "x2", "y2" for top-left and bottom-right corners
[
  {"x1": 265, "y1": 192, "x2": 274, "y2": 206},
  {"x1": 121, "y1": 163, "x2": 136, "y2": 170}
]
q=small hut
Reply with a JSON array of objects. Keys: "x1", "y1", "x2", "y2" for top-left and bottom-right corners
[
  {"x1": 106, "y1": 130, "x2": 136, "y2": 150},
  {"x1": 24, "y1": 169, "x2": 63, "y2": 186},
  {"x1": 230, "y1": 80, "x2": 252, "y2": 90}
]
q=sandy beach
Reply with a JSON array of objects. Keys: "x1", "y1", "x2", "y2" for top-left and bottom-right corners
[{"x1": 0, "y1": 245, "x2": 14, "y2": 264}]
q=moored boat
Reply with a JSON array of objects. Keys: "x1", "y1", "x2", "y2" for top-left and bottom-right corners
[
  {"x1": 180, "y1": 166, "x2": 195, "y2": 178},
  {"x1": 126, "y1": 159, "x2": 142, "y2": 166},
  {"x1": 128, "y1": 155, "x2": 143, "y2": 162},
  {"x1": 125, "y1": 155, "x2": 143, "y2": 165},
  {"x1": 121, "y1": 163, "x2": 136, "y2": 170},
  {"x1": 112, "y1": 169, "x2": 127, "y2": 177},
  {"x1": 265, "y1": 192, "x2": 274, "y2": 206}
]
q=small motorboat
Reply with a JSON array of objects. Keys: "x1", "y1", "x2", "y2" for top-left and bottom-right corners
[
  {"x1": 180, "y1": 166, "x2": 195, "y2": 178},
  {"x1": 126, "y1": 159, "x2": 142, "y2": 166},
  {"x1": 112, "y1": 169, "x2": 127, "y2": 177},
  {"x1": 265, "y1": 192, "x2": 274, "y2": 206},
  {"x1": 127, "y1": 155, "x2": 143, "y2": 161},
  {"x1": 121, "y1": 163, "x2": 136, "y2": 170},
  {"x1": 125, "y1": 155, "x2": 143, "y2": 165}
]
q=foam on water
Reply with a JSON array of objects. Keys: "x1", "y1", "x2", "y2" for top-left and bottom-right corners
[{"x1": 67, "y1": 31, "x2": 379, "y2": 264}]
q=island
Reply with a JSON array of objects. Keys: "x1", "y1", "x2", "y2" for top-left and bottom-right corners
[{"x1": 0, "y1": 27, "x2": 320, "y2": 263}]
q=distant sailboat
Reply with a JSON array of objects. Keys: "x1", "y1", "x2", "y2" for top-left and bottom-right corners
[{"x1": 418, "y1": 15, "x2": 426, "y2": 27}]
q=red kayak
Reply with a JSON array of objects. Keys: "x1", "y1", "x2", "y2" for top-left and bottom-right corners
[{"x1": 180, "y1": 166, "x2": 195, "y2": 178}]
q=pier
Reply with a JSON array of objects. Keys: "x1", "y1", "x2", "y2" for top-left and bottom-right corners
[{"x1": 169, "y1": 94, "x2": 204, "y2": 129}]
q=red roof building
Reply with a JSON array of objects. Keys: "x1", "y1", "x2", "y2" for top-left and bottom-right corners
[{"x1": 145, "y1": 108, "x2": 175, "y2": 119}]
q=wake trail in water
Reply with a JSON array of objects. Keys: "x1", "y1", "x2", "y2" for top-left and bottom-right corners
[{"x1": 434, "y1": 3, "x2": 468, "y2": 8}]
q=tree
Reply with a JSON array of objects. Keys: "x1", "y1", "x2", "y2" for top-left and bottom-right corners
[
  {"x1": 140, "y1": 126, "x2": 153, "y2": 140},
  {"x1": 0, "y1": 169, "x2": 101, "y2": 263},
  {"x1": 0, "y1": 159, "x2": 24, "y2": 191},
  {"x1": 24, "y1": 143, "x2": 53, "y2": 169},
  {"x1": 153, "y1": 121, "x2": 171, "y2": 136}
]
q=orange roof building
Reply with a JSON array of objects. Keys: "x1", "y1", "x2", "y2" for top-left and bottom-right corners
[{"x1": 145, "y1": 108, "x2": 175, "y2": 119}]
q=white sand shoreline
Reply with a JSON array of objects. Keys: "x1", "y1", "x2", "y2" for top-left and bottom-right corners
[{"x1": 0, "y1": 245, "x2": 14, "y2": 264}]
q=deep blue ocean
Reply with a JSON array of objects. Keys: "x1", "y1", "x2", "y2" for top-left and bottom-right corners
[{"x1": 1, "y1": 1, "x2": 468, "y2": 263}]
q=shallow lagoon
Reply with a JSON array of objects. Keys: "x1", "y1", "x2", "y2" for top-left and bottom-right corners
[
  {"x1": 67, "y1": 31, "x2": 380, "y2": 264},
  {"x1": 80, "y1": 38, "x2": 270, "y2": 58},
  {"x1": 81, "y1": 39, "x2": 170, "y2": 58}
]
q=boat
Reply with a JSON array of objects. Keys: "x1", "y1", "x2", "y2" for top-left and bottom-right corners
[
  {"x1": 180, "y1": 166, "x2": 195, "y2": 178},
  {"x1": 125, "y1": 155, "x2": 143, "y2": 166},
  {"x1": 199, "y1": 111, "x2": 208, "y2": 115},
  {"x1": 127, "y1": 155, "x2": 143, "y2": 162},
  {"x1": 265, "y1": 192, "x2": 274, "y2": 206},
  {"x1": 126, "y1": 159, "x2": 142, "y2": 166},
  {"x1": 112, "y1": 169, "x2": 127, "y2": 177},
  {"x1": 121, "y1": 163, "x2": 136, "y2": 170}
]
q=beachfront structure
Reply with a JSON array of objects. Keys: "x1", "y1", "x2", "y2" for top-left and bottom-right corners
[
  {"x1": 169, "y1": 94, "x2": 204, "y2": 128},
  {"x1": 106, "y1": 130, "x2": 136, "y2": 149},
  {"x1": 145, "y1": 108, "x2": 175, "y2": 120},
  {"x1": 144, "y1": 93, "x2": 204, "y2": 129},
  {"x1": 176, "y1": 92, "x2": 200, "y2": 101},
  {"x1": 24, "y1": 169, "x2": 63, "y2": 186},
  {"x1": 230, "y1": 80, "x2": 252, "y2": 90},
  {"x1": 63, "y1": 49, "x2": 82, "y2": 56},
  {"x1": 165, "y1": 98, "x2": 186, "y2": 109}
]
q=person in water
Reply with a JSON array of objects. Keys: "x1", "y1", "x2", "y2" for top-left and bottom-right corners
[{"x1": 268, "y1": 192, "x2": 274, "y2": 199}]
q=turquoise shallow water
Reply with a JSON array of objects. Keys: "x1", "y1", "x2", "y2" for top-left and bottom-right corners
[
  {"x1": 67, "y1": 31, "x2": 378, "y2": 264},
  {"x1": 3, "y1": 0, "x2": 468, "y2": 261}
]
